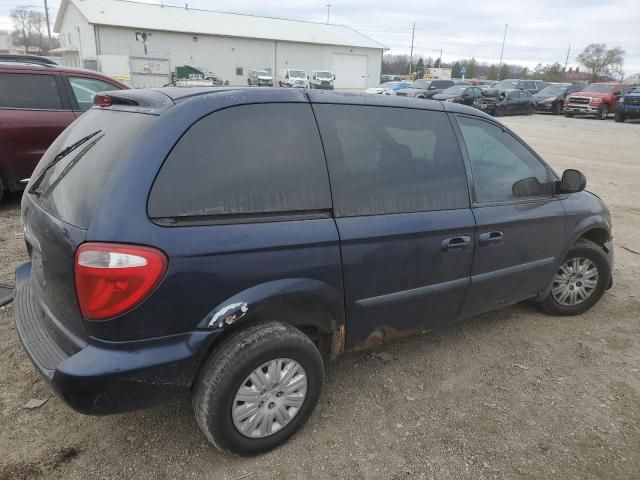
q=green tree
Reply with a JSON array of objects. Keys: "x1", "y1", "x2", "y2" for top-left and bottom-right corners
[
  {"x1": 451, "y1": 61, "x2": 461, "y2": 78},
  {"x1": 577, "y1": 43, "x2": 625, "y2": 82},
  {"x1": 499, "y1": 63, "x2": 510, "y2": 80},
  {"x1": 465, "y1": 57, "x2": 477, "y2": 79},
  {"x1": 487, "y1": 64, "x2": 499, "y2": 80},
  {"x1": 415, "y1": 57, "x2": 425, "y2": 78},
  {"x1": 434, "y1": 56, "x2": 441, "y2": 68}
]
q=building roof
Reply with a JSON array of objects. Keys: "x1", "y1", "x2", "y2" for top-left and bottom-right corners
[{"x1": 54, "y1": 0, "x2": 387, "y2": 50}]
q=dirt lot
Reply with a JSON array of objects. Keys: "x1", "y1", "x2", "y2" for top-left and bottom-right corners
[{"x1": 1, "y1": 114, "x2": 639, "y2": 480}]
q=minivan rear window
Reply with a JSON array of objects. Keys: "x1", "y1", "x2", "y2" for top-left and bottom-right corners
[
  {"x1": 30, "y1": 109, "x2": 154, "y2": 228},
  {"x1": 148, "y1": 103, "x2": 332, "y2": 222}
]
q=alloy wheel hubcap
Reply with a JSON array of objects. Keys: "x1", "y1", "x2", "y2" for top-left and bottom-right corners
[
  {"x1": 551, "y1": 257, "x2": 599, "y2": 306},
  {"x1": 232, "y1": 358, "x2": 307, "y2": 438}
]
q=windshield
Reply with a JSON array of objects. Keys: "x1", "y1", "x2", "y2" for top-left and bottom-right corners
[
  {"x1": 411, "y1": 79, "x2": 431, "y2": 89},
  {"x1": 289, "y1": 70, "x2": 305, "y2": 79},
  {"x1": 442, "y1": 85, "x2": 467, "y2": 95},
  {"x1": 494, "y1": 80, "x2": 519, "y2": 90},
  {"x1": 536, "y1": 85, "x2": 567, "y2": 96},
  {"x1": 315, "y1": 71, "x2": 333, "y2": 79},
  {"x1": 256, "y1": 70, "x2": 270, "y2": 76},
  {"x1": 582, "y1": 83, "x2": 614, "y2": 93}
]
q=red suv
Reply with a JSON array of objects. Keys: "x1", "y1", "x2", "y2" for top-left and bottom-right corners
[{"x1": 0, "y1": 62, "x2": 128, "y2": 201}]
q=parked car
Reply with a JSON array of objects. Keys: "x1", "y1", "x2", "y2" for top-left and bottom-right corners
[
  {"x1": 15, "y1": 87, "x2": 613, "y2": 456},
  {"x1": 615, "y1": 87, "x2": 640, "y2": 122},
  {"x1": 380, "y1": 74, "x2": 404, "y2": 82},
  {"x1": 364, "y1": 81, "x2": 411, "y2": 95},
  {"x1": 532, "y1": 84, "x2": 583, "y2": 115},
  {"x1": 0, "y1": 54, "x2": 58, "y2": 66},
  {"x1": 247, "y1": 69, "x2": 273, "y2": 87},
  {"x1": 396, "y1": 79, "x2": 466, "y2": 99},
  {"x1": 493, "y1": 79, "x2": 547, "y2": 95},
  {"x1": 308, "y1": 70, "x2": 335, "y2": 90},
  {"x1": 278, "y1": 69, "x2": 308, "y2": 88},
  {"x1": 477, "y1": 88, "x2": 535, "y2": 116},
  {"x1": 432, "y1": 85, "x2": 484, "y2": 106},
  {"x1": 0, "y1": 62, "x2": 128, "y2": 202},
  {"x1": 564, "y1": 83, "x2": 631, "y2": 120}
]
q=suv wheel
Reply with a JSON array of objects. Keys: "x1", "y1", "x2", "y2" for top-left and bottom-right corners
[
  {"x1": 192, "y1": 322, "x2": 324, "y2": 455},
  {"x1": 539, "y1": 239, "x2": 610, "y2": 316},
  {"x1": 597, "y1": 105, "x2": 609, "y2": 120},
  {"x1": 614, "y1": 111, "x2": 626, "y2": 123},
  {"x1": 0, "y1": 176, "x2": 4, "y2": 203}
]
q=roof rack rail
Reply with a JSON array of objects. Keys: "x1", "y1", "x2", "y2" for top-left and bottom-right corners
[{"x1": 0, "y1": 54, "x2": 57, "y2": 67}]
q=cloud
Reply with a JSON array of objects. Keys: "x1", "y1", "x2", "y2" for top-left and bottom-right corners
[{"x1": 0, "y1": 0, "x2": 638, "y2": 73}]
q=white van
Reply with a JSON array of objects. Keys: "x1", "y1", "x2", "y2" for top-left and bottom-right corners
[
  {"x1": 309, "y1": 70, "x2": 335, "y2": 90},
  {"x1": 278, "y1": 69, "x2": 308, "y2": 88}
]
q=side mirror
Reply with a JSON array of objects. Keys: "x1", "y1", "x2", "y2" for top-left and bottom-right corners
[
  {"x1": 559, "y1": 169, "x2": 586, "y2": 193},
  {"x1": 333, "y1": 74, "x2": 336, "y2": 80},
  {"x1": 614, "y1": 90, "x2": 621, "y2": 95}
]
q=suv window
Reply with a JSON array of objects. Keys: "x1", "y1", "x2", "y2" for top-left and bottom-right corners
[
  {"x1": 149, "y1": 103, "x2": 331, "y2": 221},
  {"x1": 314, "y1": 104, "x2": 469, "y2": 217},
  {"x1": 69, "y1": 76, "x2": 118, "y2": 111},
  {"x1": 0, "y1": 73, "x2": 62, "y2": 110},
  {"x1": 457, "y1": 116, "x2": 552, "y2": 204},
  {"x1": 432, "y1": 80, "x2": 453, "y2": 89}
]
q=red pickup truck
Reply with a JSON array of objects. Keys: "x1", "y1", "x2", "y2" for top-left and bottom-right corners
[
  {"x1": 0, "y1": 61, "x2": 127, "y2": 202},
  {"x1": 563, "y1": 82, "x2": 630, "y2": 120}
]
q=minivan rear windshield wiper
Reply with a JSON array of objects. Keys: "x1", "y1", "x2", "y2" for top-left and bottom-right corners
[{"x1": 28, "y1": 130, "x2": 102, "y2": 195}]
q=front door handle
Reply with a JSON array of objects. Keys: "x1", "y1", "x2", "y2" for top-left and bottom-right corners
[
  {"x1": 479, "y1": 231, "x2": 504, "y2": 246},
  {"x1": 441, "y1": 235, "x2": 472, "y2": 252}
]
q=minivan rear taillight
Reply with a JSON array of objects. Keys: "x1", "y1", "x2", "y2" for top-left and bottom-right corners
[{"x1": 74, "y1": 243, "x2": 167, "y2": 320}]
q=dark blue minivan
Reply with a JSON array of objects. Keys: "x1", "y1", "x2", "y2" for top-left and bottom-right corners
[{"x1": 14, "y1": 87, "x2": 613, "y2": 455}]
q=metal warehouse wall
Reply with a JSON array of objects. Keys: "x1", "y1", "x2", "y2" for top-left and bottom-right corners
[{"x1": 93, "y1": 25, "x2": 382, "y2": 88}]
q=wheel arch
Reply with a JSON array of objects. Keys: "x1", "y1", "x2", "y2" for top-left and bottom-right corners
[{"x1": 196, "y1": 278, "x2": 346, "y2": 367}]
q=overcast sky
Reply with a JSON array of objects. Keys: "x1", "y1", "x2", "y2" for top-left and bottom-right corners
[{"x1": 1, "y1": 0, "x2": 638, "y2": 74}]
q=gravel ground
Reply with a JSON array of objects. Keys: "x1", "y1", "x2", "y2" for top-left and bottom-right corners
[{"x1": 1, "y1": 114, "x2": 639, "y2": 480}]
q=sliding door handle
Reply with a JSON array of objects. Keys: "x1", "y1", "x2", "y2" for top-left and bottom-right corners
[{"x1": 479, "y1": 231, "x2": 504, "y2": 246}]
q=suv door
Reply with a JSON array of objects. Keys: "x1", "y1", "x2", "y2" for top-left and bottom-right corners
[
  {"x1": 313, "y1": 104, "x2": 474, "y2": 349},
  {"x1": 0, "y1": 70, "x2": 75, "y2": 190},
  {"x1": 454, "y1": 115, "x2": 566, "y2": 317}
]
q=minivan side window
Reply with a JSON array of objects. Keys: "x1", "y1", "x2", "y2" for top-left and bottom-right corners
[
  {"x1": 0, "y1": 73, "x2": 62, "y2": 110},
  {"x1": 314, "y1": 105, "x2": 470, "y2": 217},
  {"x1": 148, "y1": 103, "x2": 332, "y2": 221},
  {"x1": 457, "y1": 116, "x2": 552, "y2": 204}
]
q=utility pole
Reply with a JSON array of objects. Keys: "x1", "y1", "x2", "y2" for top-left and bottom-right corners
[
  {"x1": 563, "y1": 44, "x2": 571, "y2": 81},
  {"x1": 497, "y1": 23, "x2": 508, "y2": 79},
  {"x1": 325, "y1": 4, "x2": 331, "y2": 24},
  {"x1": 408, "y1": 21, "x2": 415, "y2": 76},
  {"x1": 43, "y1": 0, "x2": 52, "y2": 50}
]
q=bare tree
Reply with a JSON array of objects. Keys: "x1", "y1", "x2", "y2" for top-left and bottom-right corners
[
  {"x1": 10, "y1": 6, "x2": 54, "y2": 54},
  {"x1": 577, "y1": 43, "x2": 625, "y2": 82}
]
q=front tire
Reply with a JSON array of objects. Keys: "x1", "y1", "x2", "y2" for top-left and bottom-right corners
[
  {"x1": 597, "y1": 105, "x2": 609, "y2": 120},
  {"x1": 552, "y1": 102, "x2": 562, "y2": 115},
  {"x1": 0, "y1": 176, "x2": 4, "y2": 204},
  {"x1": 193, "y1": 322, "x2": 324, "y2": 455},
  {"x1": 615, "y1": 111, "x2": 626, "y2": 123},
  {"x1": 539, "y1": 239, "x2": 610, "y2": 316},
  {"x1": 564, "y1": 112, "x2": 574, "y2": 117},
  {"x1": 494, "y1": 106, "x2": 505, "y2": 117}
]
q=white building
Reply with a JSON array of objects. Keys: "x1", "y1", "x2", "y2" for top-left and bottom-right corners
[{"x1": 53, "y1": 0, "x2": 386, "y2": 88}]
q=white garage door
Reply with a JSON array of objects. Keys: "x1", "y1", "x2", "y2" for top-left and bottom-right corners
[{"x1": 332, "y1": 53, "x2": 368, "y2": 89}]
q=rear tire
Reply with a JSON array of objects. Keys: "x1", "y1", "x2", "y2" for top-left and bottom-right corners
[
  {"x1": 193, "y1": 322, "x2": 324, "y2": 456},
  {"x1": 614, "y1": 112, "x2": 626, "y2": 123},
  {"x1": 539, "y1": 239, "x2": 610, "y2": 316}
]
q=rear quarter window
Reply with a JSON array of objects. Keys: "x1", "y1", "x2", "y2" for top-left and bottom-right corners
[
  {"x1": 148, "y1": 103, "x2": 332, "y2": 222},
  {"x1": 0, "y1": 72, "x2": 63, "y2": 109}
]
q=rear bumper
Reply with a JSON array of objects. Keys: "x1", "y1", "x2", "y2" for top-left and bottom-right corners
[{"x1": 14, "y1": 262, "x2": 220, "y2": 414}]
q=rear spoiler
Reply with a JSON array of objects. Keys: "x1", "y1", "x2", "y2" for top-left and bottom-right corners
[{"x1": 93, "y1": 89, "x2": 174, "y2": 115}]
